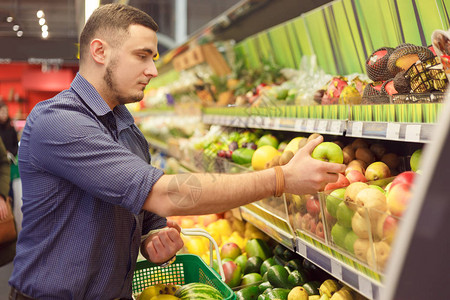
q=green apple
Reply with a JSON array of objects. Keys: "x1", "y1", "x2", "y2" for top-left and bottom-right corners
[
  {"x1": 311, "y1": 142, "x2": 344, "y2": 164},
  {"x1": 336, "y1": 201, "x2": 355, "y2": 228},
  {"x1": 234, "y1": 254, "x2": 248, "y2": 270},
  {"x1": 257, "y1": 134, "x2": 279, "y2": 148},
  {"x1": 331, "y1": 223, "x2": 351, "y2": 249},
  {"x1": 369, "y1": 184, "x2": 385, "y2": 194},
  {"x1": 326, "y1": 188, "x2": 346, "y2": 218},
  {"x1": 410, "y1": 149, "x2": 422, "y2": 172},
  {"x1": 344, "y1": 230, "x2": 359, "y2": 254}
]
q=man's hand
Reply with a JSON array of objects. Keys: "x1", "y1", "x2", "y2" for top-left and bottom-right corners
[
  {"x1": 282, "y1": 135, "x2": 346, "y2": 195},
  {"x1": 141, "y1": 220, "x2": 184, "y2": 265}
]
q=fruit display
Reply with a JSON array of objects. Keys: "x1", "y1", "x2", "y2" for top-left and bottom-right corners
[{"x1": 230, "y1": 243, "x2": 368, "y2": 300}]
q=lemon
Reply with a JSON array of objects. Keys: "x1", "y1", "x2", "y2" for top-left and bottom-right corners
[
  {"x1": 283, "y1": 137, "x2": 305, "y2": 154},
  {"x1": 252, "y1": 145, "x2": 281, "y2": 170}
]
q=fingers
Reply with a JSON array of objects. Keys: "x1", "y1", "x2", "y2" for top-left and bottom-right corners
[
  {"x1": 301, "y1": 135, "x2": 323, "y2": 154},
  {"x1": 166, "y1": 220, "x2": 182, "y2": 233},
  {"x1": 146, "y1": 228, "x2": 184, "y2": 264}
]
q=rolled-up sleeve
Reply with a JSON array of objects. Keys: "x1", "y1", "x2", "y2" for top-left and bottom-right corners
[{"x1": 27, "y1": 103, "x2": 164, "y2": 215}]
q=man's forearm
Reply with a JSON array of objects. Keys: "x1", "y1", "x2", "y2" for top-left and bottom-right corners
[{"x1": 143, "y1": 168, "x2": 276, "y2": 217}]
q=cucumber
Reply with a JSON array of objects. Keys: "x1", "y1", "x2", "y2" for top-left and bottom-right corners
[
  {"x1": 231, "y1": 148, "x2": 255, "y2": 165},
  {"x1": 287, "y1": 269, "x2": 309, "y2": 287},
  {"x1": 303, "y1": 281, "x2": 321, "y2": 296},
  {"x1": 174, "y1": 282, "x2": 222, "y2": 299},
  {"x1": 286, "y1": 259, "x2": 304, "y2": 272},
  {"x1": 260, "y1": 257, "x2": 277, "y2": 276},
  {"x1": 258, "y1": 281, "x2": 273, "y2": 294},
  {"x1": 244, "y1": 256, "x2": 264, "y2": 275}
]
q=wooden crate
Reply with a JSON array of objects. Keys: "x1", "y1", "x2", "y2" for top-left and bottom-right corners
[{"x1": 173, "y1": 43, "x2": 231, "y2": 76}]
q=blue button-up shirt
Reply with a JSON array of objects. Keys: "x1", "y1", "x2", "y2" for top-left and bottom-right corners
[{"x1": 9, "y1": 73, "x2": 165, "y2": 299}]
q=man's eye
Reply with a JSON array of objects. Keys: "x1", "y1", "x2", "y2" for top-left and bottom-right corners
[{"x1": 153, "y1": 52, "x2": 159, "y2": 61}]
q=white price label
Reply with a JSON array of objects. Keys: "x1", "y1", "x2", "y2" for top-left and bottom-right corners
[
  {"x1": 273, "y1": 119, "x2": 281, "y2": 130},
  {"x1": 330, "y1": 121, "x2": 341, "y2": 134},
  {"x1": 318, "y1": 120, "x2": 328, "y2": 132},
  {"x1": 297, "y1": 240, "x2": 307, "y2": 257},
  {"x1": 386, "y1": 123, "x2": 400, "y2": 139},
  {"x1": 295, "y1": 119, "x2": 303, "y2": 131},
  {"x1": 306, "y1": 119, "x2": 315, "y2": 132},
  {"x1": 331, "y1": 260, "x2": 342, "y2": 280},
  {"x1": 352, "y1": 122, "x2": 363, "y2": 137},
  {"x1": 405, "y1": 124, "x2": 421, "y2": 142},
  {"x1": 358, "y1": 276, "x2": 373, "y2": 298}
]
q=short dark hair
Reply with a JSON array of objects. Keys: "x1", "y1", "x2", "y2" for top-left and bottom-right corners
[{"x1": 79, "y1": 4, "x2": 158, "y2": 63}]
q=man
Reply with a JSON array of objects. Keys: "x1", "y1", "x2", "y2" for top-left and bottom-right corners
[{"x1": 9, "y1": 4, "x2": 345, "y2": 299}]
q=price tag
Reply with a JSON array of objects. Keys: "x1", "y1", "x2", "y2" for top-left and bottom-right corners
[
  {"x1": 405, "y1": 124, "x2": 421, "y2": 142},
  {"x1": 352, "y1": 122, "x2": 363, "y2": 137},
  {"x1": 330, "y1": 121, "x2": 341, "y2": 134},
  {"x1": 386, "y1": 123, "x2": 400, "y2": 140},
  {"x1": 318, "y1": 120, "x2": 328, "y2": 132},
  {"x1": 273, "y1": 119, "x2": 281, "y2": 130},
  {"x1": 297, "y1": 240, "x2": 307, "y2": 257},
  {"x1": 331, "y1": 260, "x2": 342, "y2": 280},
  {"x1": 306, "y1": 119, "x2": 315, "y2": 132},
  {"x1": 358, "y1": 276, "x2": 373, "y2": 298},
  {"x1": 295, "y1": 119, "x2": 304, "y2": 131}
]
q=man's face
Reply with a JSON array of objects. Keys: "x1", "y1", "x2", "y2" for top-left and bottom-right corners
[{"x1": 103, "y1": 24, "x2": 158, "y2": 106}]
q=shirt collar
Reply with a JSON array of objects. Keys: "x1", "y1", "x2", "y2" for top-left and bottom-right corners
[{"x1": 71, "y1": 73, "x2": 135, "y2": 129}]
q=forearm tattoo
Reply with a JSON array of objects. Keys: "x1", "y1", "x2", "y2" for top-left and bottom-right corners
[{"x1": 168, "y1": 173, "x2": 202, "y2": 208}]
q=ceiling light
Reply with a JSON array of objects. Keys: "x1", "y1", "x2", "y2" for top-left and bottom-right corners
[
  {"x1": 6, "y1": 17, "x2": 13, "y2": 23},
  {"x1": 42, "y1": 31, "x2": 49, "y2": 39},
  {"x1": 37, "y1": 10, "x2": 44, "y2": 18},
  {"x1": 39, "y1": 18, "x2": 46, "y2": 26},
  {"x1": 41, "y1": 25, "x2": 48, "y2": 31},
  {"x1": 17, "y1": 31, "x2": 23, "y2": 37},
  {"x1": 13, "y1": 25, "x2": 19, "y2": 31}
]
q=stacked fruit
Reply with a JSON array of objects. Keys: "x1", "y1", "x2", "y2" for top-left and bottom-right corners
[
  {"x1": 231, "y1": 243, "x2": 368, "y2": 300},
  {"x1": 281, "y1": 133, "x2": 421, "y2": 273}
]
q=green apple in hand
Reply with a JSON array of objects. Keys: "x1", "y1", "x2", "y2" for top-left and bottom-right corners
[{"x1": 311, "y1": 142, "x2": 344, "y2": 164}]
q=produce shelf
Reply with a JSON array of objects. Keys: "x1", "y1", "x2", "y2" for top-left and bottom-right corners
[
  {"x1": 295, "y1": 237, "x2": 382, "y2": 300},
  {"x1": 346, "y1": 121, "x2": 435, "y2": 143},
  {"x1": 202, "y1": 114, "x2": 435, "y2": 143},
  {"x1": 239, "y1": 204, "x2": 295, "y2": 251}
]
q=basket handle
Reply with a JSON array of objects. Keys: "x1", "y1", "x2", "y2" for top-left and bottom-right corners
[{"x1": 181, "y1": 228, "x2": 226, "y2": 282}]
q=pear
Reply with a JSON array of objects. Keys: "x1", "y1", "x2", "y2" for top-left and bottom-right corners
[
  {"x1": 344, "y1": 182, "x2": 369, "y2": 210},
  {"x1": 355, "y1": 188, "x2": 387, "y2": 223},
  {"x1": 353, "y1": 238, "x2": 371, "y2": 263},
  {"x1": 367, "y1": 241, "x2": 391, "y2": 271}
]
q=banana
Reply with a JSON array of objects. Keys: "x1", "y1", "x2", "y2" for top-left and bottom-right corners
[
  {"x1": 330, "y1": 288, "x2": 354, "y2": 300},
  {"x1": 139, "y1": 284, "x2": 166, "y2": 299},
  {"x1": 319, "y1": 279, "x2": 341, "y2": 298},
  {"x1": 163, "y1": 284, "x2": 181, "y2": 295}
]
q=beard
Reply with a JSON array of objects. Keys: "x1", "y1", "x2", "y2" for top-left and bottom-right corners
[{"x1": 103, "y1": 59, "x2": 144, "y2": 105}]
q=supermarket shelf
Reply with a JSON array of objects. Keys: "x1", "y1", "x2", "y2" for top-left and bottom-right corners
[
  {"x1": 346, "y1": 121, "x2": 434, "y2": 143},
  {"x1": 146, "y1": 137, "x2": 169, "y2": 154},
  {"x1": 295, "y1": 237, "x2": 383, "y2": 300},
  {"x1": 240, "y1": 204, "x2": 295, "y2": 251},
  {"x1": 203, "y1": 114, "x2": 434, "y2": 143}
]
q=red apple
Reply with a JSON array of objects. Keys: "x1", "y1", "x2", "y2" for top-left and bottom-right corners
[
  {"x1": 307, "y1": 217, "x2": 317, "y2": 233},
  {"x1": 325, "y1": 173, "x2": 350, "y2": 191},
  {"x1": 300, "y1": 213, "x2": 314, "y2": 230},
  {"x1": 346, "y1": 170, "x2": 368, "y2": 183},
  {"x1": 390, "y1": 171, "x2": 416, "y2": 190},
  {"x1": 306, "y1": 196, "x2": 320, "y2": 216},
  {"x1": 377, "y1": 214, "x2": 399, "y2": 244},
  {"x1": 315, "y1": 221, "x2": 325, "y2": 239},
  {"x1": 387, "y1": 183, "x2": 412, "y2": 217}
]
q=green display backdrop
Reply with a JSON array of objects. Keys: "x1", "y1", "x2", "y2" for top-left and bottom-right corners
[{"x1": 235, "y1": 0, "x2": 450, "y2": 75}]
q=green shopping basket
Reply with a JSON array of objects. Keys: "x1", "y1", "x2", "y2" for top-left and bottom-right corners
[{"x1": 132, "y1": 228, "x2": 236, "y2": 300}]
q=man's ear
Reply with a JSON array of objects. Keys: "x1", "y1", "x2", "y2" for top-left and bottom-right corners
[{"x1": 90, "y1": 39, "x2": 108, "y2": 65}]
